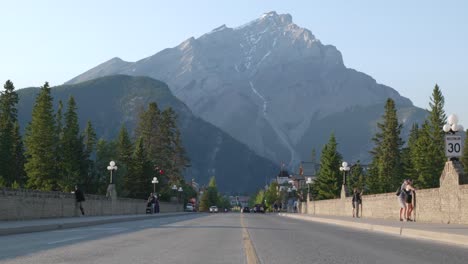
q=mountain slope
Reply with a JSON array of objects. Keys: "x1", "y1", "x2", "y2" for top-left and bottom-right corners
[
  {"x1": 17, "y1": 75, "x2": 278, "y2": 193},
  {"x1": 66, "y1": 11, "x2": 426, "y2": 165}
]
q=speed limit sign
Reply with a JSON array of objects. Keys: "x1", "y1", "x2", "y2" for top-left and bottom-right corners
[{"x1": 445, "y1": 135, "x2": 463, "y2": 157}]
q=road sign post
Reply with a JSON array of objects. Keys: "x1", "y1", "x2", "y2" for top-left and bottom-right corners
[{"x1": 445, "y1": 135, "x2": 463, "y2": 158}]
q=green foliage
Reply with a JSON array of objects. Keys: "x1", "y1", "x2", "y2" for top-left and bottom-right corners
[
  {"x1": 366, "y1": 98, "x2": 404, "y2": 194},
  {"x1": 59, "y1": 96, "x2": 85, "y2": 191},
  {"x1": 24, "y1": 82, "x2": 58, "y2": 191},
  {"x1": 125, "y1": 137, "x2": 153, "y2": 199},
  {"x1": 94, "y1": 139, "x2": 118, "y2": 194},
  {"x1": 463, "y1": 129, "x2": 468, "y2": 174},
  {"x1": 0, "y1": 80, "x2": 20, "y2": 185},
  {"x1": 264, "y1": 181, "x2": 279, "y2": 207},
  {"x1": 11, "y1": 181, "x2": 20, "y2": 189},
  {"x1": 199, "y1": 176, "x2": 220, "y2": 211},
  {"x1": 313, "y1": 133, "x2": 343, "y2": 199},
  {"x1": 401, "y1": 123, "x2": 419, "y2": 180},
  {"x1": 82, "y1": 120, "x2": 97, "y2": 192},
  {"x1": 347, "y1": 160, "x2": 365, "y2": 193},
  {"x1": 413, "y1": 85, "x2": 447, "y2": 188}
]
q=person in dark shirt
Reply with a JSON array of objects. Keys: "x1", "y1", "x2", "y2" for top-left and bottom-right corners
[
  {"x1": 352, "y1": 188, "x2": 362, "y2": 218},
  {"x1": 74, "y1": 185, "x2": 85, "y2": 216}
]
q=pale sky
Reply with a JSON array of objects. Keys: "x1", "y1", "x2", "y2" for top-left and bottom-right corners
[{"x1": 1, "y1": 0, "x2": 467, "y2": 125}]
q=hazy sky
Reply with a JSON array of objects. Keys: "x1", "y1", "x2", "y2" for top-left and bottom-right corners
[{"x1": 1, "y1": 0, "x2": 467, "y2": 125}]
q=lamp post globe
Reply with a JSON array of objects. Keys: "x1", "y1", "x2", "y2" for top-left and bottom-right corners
[{"x1": 107, "y1": 161, "x2": 118, "y2": 184}]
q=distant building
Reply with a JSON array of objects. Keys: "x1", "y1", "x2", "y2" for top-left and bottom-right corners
[{"x1": 230, "y1": 196, "x2": 249, "y2": 208}]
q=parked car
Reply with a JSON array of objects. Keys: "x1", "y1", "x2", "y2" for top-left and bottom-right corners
[
  {"x1": 185, "y1": 203, "x2": 195, "y2": 212},
  {"x1": 241, "y1": 206, "x2": 250, "y2": 213},
  {"x1": 209, "y1": 206, "x2": 218, "y2": 213}
]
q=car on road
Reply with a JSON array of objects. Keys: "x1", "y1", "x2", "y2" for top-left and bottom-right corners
[
  {"x1": 253, "y1": 204, "x2": 265, "y2": 213},
  {"x1": 209, "y1": 206, "x2": 218, "y2": 213},
  {"x1": 185, "y1": 203, "x2": 195, "y2": 212},
  {"x1": 241, "y1": 206, "x2": 250, "y2": 213}
]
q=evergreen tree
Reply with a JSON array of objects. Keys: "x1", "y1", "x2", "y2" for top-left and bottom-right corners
[
  {"x1": 82, "y1": 120, "x2": 97, "y2": 193},
  {"x1": 313, "y1": 133, "x2": 342, "y2": 200},
  {"x1": 462, "y1": 129, "x2": 468, "y2": 174},
  {"x1": 95, "y1": 139, "x2": 118, "y2": 195},
  {"x1": 11, "y1": 122, "x2": 26, "y2": 186},
  {"x1": 199, "y1": 176, "x2": 219, "y2": 211},
  {"x1": 416, "y1": 85, "x2": 447, "y2": 188},
  {"x1": 54, "y1": 100, "x2": 65, "y2": 189},
  {"x1": 347, "y1": 160, "x2": 365, "y2": 193},
  {"x1": 125, "y1": 137, "x2": 152, "y2": 199},
  {"x1": 24, "y1": 82, "x2": 57, "y2": 190},
  {"x1": 59, "y1": 96, "x2": 84, "y2": 191},
  {"x1": 116, "y1": 125, "x2": 133, "y2": 196},
  {"x1": 366, "y1": 98, "x2": 404, "y2": 194},
  {"x1": 401, "y1": 123, "x2": 419, "y2": 180},
  {"x1": 135, "y1": 102, "x2": 161, "y2": 164},
  {"x1": 0, "y1": 80, "x2": 19, "y2": 186}
]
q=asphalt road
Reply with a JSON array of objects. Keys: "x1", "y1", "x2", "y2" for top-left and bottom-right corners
[{"x1": 1, "y1": 213, "x2": 467, "y2": 264}]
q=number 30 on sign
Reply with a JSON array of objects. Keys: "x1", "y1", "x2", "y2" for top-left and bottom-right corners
[{"x1": 445, "y1": 135, "x2": 463, "y2": 157}]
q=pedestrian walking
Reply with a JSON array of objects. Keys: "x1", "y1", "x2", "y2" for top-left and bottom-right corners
[
  {"x1": 352, "y1": 188, "x2": 362, "y2": 218},
  {"x1": 147, "y1": 193, "x2": 156, "y2": 214},
  {"x1": 397, "y1": 179, "x2": 408, "y2": 221},
  {"x1": 154, "y1": 193, "x2": 160, "y2": 213},
  {"x1": 405, "y1": 179, "x2": 416, "y2": 221},
  {"x1": 74, "y1": 185, "x2": 85, "y2": 216}
]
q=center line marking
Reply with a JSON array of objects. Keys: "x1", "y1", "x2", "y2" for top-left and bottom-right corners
[{"x1": 241, "y1": 215, "x2": 260, "y2": 264}]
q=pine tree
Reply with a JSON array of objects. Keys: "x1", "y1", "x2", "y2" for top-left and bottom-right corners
[
  {"x1": 54, "y1": 100, "x2": 65, "y2": 189},
  {"x1": 135, "y1": 102, "x2": 161, "y2": 164},
  {"x1": 462, "y1": 129, "x2": 468, "y2": 174},
  {"x1": 59, "y1": 96, "x2": 84, "y2": 191},
  {"x1": 115, "y1": 125, "x2": 133, "y2": 195},
  {"x1": 417, "y1": 85, "x2": 447, "y2": 188},
  {"x1": 95, "y1": 139, "x2": 118, "y2": 195},
  {"x1": 11, "y1": 122, "x2": 25, "y2": 186},
  {"x1": 24, "y1": 82, "x2": 58, "y2": 190},
  {"x1": 401, "y1": 123, "x2": 419, "y2": 180},
  {"x1": 348, "y1": 160, "x2": 365, "y2": 193},
  {"x1": 125, "y1": 137, "x2": 152, "y2": 199},
  {"x1": 82, "y1": 120, "x2": 97, "y2": 193},
  {"x1": 199, "y1": 176, "x2": 219, "y2": 211},
  {"x1": 0, "y1": 80, "x2": 19, "y2": 186},
  {"x1": 366, "y1": 98, "x2": 404, "y2": 194},
  {"x1": 313, "y1": 133, "x2": 342, "y2": 200}
]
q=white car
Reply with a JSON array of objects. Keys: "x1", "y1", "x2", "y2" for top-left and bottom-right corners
[
  {"x1": 209, "y1": 206, "x2": 218, "y2": 213},
  {"x1": 185, "y1": 204, "x2": 194, "y2": 212}
]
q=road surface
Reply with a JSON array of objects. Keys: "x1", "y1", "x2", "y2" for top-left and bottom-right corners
[{"x1": 0, "y1": 213, "x2": 467, "y2": 263}]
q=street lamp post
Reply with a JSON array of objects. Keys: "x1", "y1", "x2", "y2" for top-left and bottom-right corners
[
  {"x1": 107, "y1": 161, "x2": 118, "y2": 184},
  {"x1": 178, "y1": 186, "x2": 183, "y2": 203},
  {"x1": 443, "y1": 114, "x2": 464, "y2": 161},
  {"x1": 151, "y1": 177, "x2": 159, "y2": 193},
  {"x1": 106, "y1": 161, "x2": 118, "y2": 199},
  {"x1": 340, "y1": 161, "x2": 350, "y2": 197},
  {"x1": 306, "y1": 177, "x2": 312, "y2": 201}
]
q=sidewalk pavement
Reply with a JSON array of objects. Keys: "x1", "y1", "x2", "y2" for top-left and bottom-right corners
[
  {"x1": 0, "y1": 212, "x2": 191, "y2": 236},
  {"x1": 279, "y1": 213, "x2": 468, "y2": 248}
]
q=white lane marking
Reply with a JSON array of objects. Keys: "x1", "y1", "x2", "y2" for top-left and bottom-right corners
[{"x1": 47, "y1": 236, "x2": 87, "y2": 245}]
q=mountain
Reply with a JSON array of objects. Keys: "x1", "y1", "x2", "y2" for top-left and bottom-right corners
[
  {"x1": 16, "y1": 75, "x2": 278, "y2": 193},
  {"x1": 67, "y1": 11, "x2": 426, "y2": 166}
]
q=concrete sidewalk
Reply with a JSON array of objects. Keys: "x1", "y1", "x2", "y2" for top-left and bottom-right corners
[
  {"x1": 0, "y1": 212, "x2": 191, "y2": 236},
  {"x1": 279, "y1": 213, "x2": 468, "y2": 248}
]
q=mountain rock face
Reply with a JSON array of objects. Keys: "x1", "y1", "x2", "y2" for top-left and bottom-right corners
[
  {"x1": 17, "y1": 75, "x2": 278, "y2": 193},
  {"x1": 67, "y1": 11, "x2": 425, "y2": 166}
]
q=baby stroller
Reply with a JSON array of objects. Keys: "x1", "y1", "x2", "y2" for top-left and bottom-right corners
[{"x1": 146, "y1": 201, "x2": 154, "y2": 214}]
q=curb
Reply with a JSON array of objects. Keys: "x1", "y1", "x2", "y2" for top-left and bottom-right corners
[
  {"x1": 279, "y1": 213, "x2": 468, "y2": 248},
  {"x1": 0, "y1": 212, "x2": 191, "y2": 236}
]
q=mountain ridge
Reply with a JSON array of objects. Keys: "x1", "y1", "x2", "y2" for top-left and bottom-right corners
[{"x1": 65, "y1": 11, "x2": 424, "y2": 166}]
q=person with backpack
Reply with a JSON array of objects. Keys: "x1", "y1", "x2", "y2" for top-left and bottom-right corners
[
  {"x1": 396, "y1": 179, "x2": 408, "y2": 221},
  {"x1": 74, "y1": 185, "x2": 85, "y2": 216},
  {"x1": 352, "y1": 188, "x2": 362, "y2": 218}
]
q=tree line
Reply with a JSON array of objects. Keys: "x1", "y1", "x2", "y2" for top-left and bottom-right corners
[
  {"x1": 0, "y1": 80, "x2": 192, "y2": 200},
  {"x1": 252, "y1": 84, "x2": 468, "y2": 201}
]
